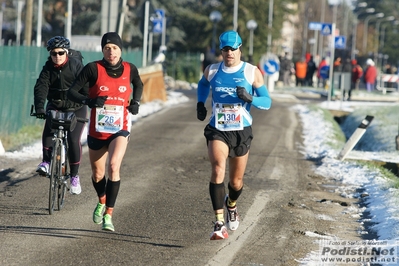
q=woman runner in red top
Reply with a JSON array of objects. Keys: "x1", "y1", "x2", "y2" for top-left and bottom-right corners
[{"x1": 68, "y1": 32, "x2": 144, "y2": 231}]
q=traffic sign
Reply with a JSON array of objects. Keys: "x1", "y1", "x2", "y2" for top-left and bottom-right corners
[
  {"x1": 152, "y1": 20, "x2": 163, "y2": 33},
  {"x1": 153, "y1": 9, "x2": 165, "y2": 34},
  {"x1": 334, "y1": 36, "x2": 346, "y2": 49},
  {"x1": 309, "y1": 22, "x2": 322, "y2": 31},
  {"x1": 263, "y1": 60, "x2": 279, "y2": 75},
  {"x1": 259, "y1": 53, "x2": 280, "y2": 76},
  {"x1": 319, "y1": 65, "x2": 330, "y2": 79},
  {"x1": 320, "y1": 23, "x2": 332, "y2": 36},
  {"x1": 155, "y1": 9, "x2": 164, "y2": 19}
]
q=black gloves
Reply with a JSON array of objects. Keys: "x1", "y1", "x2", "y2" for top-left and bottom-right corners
[
  {"x1": 128, "y1": 100, "x2": 140, "y2": 115},
  {"x1": 197, "y1": 102, "x2": 207, "y2": 121},
  {"x1": 236, "y1": 86, "x2": 253, "y2": 103},
  {"x1": 52, "y1": 99, "x2": 65, "y2": 109},
  {"x1": 85, "y1": 96, "x2": 108, "y2": 108},
  {"x1": 36, "y1": 109, "x2": 46, "y2": 119}
]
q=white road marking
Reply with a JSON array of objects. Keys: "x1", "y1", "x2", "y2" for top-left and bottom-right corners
[{"x1": 206, "y1": 191, "x2": 270, "y2": 266}]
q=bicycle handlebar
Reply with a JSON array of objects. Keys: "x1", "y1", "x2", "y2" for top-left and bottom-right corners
[{"x1": 30, "y1": 104, "x2": 89, "y2": 123}]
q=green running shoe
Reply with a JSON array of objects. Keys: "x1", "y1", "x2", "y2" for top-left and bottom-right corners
[
  {"x1": 102, "y1": 214, "x2": 114, "y2": 231},
  {"x1": 93, "y1": 203, "x2": 105, "y2": 224}
]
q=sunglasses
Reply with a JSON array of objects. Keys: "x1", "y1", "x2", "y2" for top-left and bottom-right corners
[
  {"x1": 50, "y1": 51, "x2": 66, "y2": 56},
  {"x1": 221, "y1": 46, "x2": 238, "y2": 52}
]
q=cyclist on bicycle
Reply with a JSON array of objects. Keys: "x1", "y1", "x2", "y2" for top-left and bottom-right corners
[{"x1": 33, "y1": 36, "x2": 88, "y2": 195}]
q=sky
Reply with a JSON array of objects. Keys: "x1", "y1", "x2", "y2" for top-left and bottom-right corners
[{"x1": 1, "y1": 89, "x2": 399, "y2": 264}]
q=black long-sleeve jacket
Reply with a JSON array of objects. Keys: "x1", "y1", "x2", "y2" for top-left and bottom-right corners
[
  {"x1": 67, "y1": 58, "x2": 143, "y2": 104},
  {"x1": 34, "y1": 56, "x2": 85, "y2": 112}
]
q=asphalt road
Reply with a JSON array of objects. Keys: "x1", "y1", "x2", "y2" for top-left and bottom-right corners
[{"x1": 0, "y1": 90, "x2": 325, "y2": 266}]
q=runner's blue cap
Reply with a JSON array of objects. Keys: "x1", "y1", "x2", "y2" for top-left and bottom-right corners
[{"x1": 219, "y1": 30, "x2": 242, "y2": 49}]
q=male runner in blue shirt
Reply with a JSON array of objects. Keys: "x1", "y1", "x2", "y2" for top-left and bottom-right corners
[{"x1": 196, "y1": 30, "x2": 272, "y2": 240}]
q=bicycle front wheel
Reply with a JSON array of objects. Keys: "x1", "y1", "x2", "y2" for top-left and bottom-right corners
[
  {"x1": 58, "y1": 143, "x2": 68, "y2": 210},
  {"x1": 49, "y1": 141, "x2": 61, "y2": 214},
  {"x1": 58, "y1": 177, "x2": 67, "y2": 210},
  {"x1": 58, "y1": 182, "x2": 67, "y2": 210}
]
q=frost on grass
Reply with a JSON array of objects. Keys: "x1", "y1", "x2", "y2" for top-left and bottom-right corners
[
  {"x1": 291, "y1": 104, "x2": 339, "y2": 160},
  {"x1": 341, "y1": 106, "x2": 399, "y2": 152},
  {"x1": 292, "y1": 103, "x2": 399, "y2": 265}
]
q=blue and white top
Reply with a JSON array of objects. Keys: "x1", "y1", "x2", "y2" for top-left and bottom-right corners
[{"x1": 198, "y1": 62, "x2": 271, "y2": 131}]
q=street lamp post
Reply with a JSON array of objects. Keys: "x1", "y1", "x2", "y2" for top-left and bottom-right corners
[
  {"x1": 209, "y1": 10, "x2": 222, "y2": 55},
  {"x1": 380, "y1": 23, "x2": 388, "y2": 51},
  {"x1": 381, "y1": 20, "x2": 399, "y2": 50},
  {"x1": 233, "y1": 0, "x2": 238, "y2": 31},
  {"x1": 351, "y1": 6, "x2": 375, "y2": 59},
  {"x1": 267, "y1": 0, "x2": 274, "y2": 53},
  {"x1": 343, "y1": 2, "x2": 367, "y2": 39},
  {"x1": 36, "y1": 0, "x2": 43, "y2": 46},
  {"x1": 374, "y1": 16, "x2": 395, "y2": 64},
  {"x1": 327, "y1": 2, "x2": 338, "y2": 104},
  {"x1": 318, "y1": 0, "x2": 326, "y2": 61},
  {"x1": 362, "y1": 12, "x2": 384, "y2": 54},
  {"x1": 246, "y1": 19, "x2": 257, "y2": 64}
]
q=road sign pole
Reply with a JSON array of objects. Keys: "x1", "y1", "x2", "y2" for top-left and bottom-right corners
[
  {"x1": 327, "y1": 23, "x2": 336, "y2": 104},
  {"x1": 313, "y1": 33, "x2": 318, "y2": 59},
  {"x1": 260, "y1": 53, "x2": 279, "y2": 93},
  {"x1": 142, "y1": 0, "x2": 149, "y2": 67},
  {"x1": 161, "y1": 15, "x2": 166, "y2": 47}
]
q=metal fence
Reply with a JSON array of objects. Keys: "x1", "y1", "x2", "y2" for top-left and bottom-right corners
[
  {"x1": 165, "y1": 51, "x2": 202, "y2": 83},
  {"x1": 0, "y1": 46, "x2": 142, "y2": 135}
]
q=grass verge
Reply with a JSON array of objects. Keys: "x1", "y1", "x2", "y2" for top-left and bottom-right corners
[
  {"x1": 315, "y1": 103, "x2": 399, "y2": 188},
  {"x1": 0, "y1": 125, "x2": 42, "y2": 152}
]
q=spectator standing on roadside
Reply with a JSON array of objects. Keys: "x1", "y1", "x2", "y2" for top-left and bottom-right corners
[
  {"x1": 317, "y1": 57, "x2": 328, "y2": 88},
  {"x1": 305, "y1": 55, "x2": 317, "y2": 87},
  {"x1": 295, "y1": 57, "x2": 307, "y2": 86},
  {"x1": 280, "y1": 52, "x2": 293, "y2": 86},
  {"x1": 342, "y1": 58, "x2": 352, "y2": 73},
  {"x1": 340, "y1": 58, "x2": 353, "y2": 100},
  {"x1": 333, "y1": 57, "x2": 342, "y2": 72},
  {"x1": 34, "y1": 36, "x2": 87, "y2": 195},
  {"x1": 67, "y1": 32, "x2": 144, "y2": 232},
  {"x1": 348, "y1": 59, "x2": 363, "y2": 100},
  {"x1": 305, "y1": 52, "x2": 311, "y2": 63},
  {"x1": 196, "y1": 30, "x2": 272, "y2": 240},
  {"x1": 331, "y1": 56, "x2": 343, "y2": 98},
  {"x1": 343, "y1": 59, "x2": 363, "y2": 101},
  {"x1": 384, "y1": 63, "x2": 394, "y2": 88},
  {"x1": 364, "y1": 58, "x2": 377, "y2": 92}
]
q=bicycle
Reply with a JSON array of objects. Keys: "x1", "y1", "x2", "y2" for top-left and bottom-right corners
[{"x1": 30, "y1": 105, "x2": 86, "y2": 214}]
